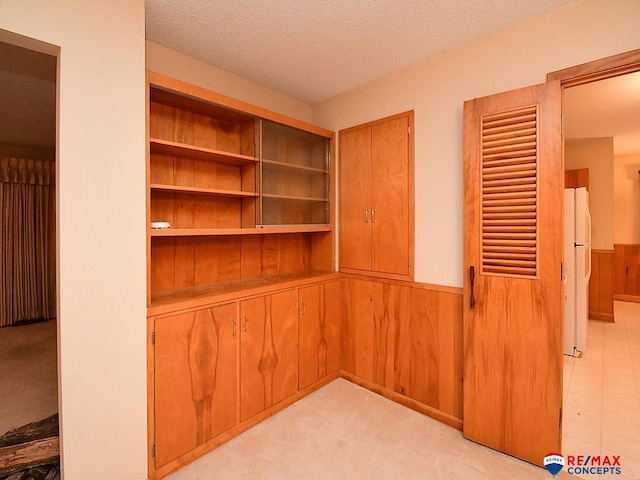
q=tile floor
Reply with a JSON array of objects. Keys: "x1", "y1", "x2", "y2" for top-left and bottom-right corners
[{"x1": 562, "y1": 301, "x2": 640, "y2": 480}]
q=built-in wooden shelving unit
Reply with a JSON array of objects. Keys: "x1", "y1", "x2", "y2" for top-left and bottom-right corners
[{"x1": 146, "y1": 71, "x2": 335, "y2": 308}]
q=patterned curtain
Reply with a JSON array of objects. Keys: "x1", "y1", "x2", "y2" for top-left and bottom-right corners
[{"x1": 0, "y1": 157, "x2": 56, "y2": 327}]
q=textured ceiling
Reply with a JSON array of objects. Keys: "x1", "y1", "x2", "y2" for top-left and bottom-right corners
[
  {"x1": 564, "y1": 71, "x2": 640, "y2": 155},
  {"x1": 146, "y1": 0, "x2": 578, "y2": 103}
]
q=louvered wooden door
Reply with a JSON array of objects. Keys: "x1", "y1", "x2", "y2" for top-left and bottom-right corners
[{"x1": 462, "y1": 82, "x2": 563, "y2": 466}]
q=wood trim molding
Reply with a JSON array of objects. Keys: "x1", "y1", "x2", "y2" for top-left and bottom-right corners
[
  {"x1": 589, "y1": 312, "x2": 614, "y2": 323},
  {"x1": 340, "y1": 372, "x2": 463, "y2": 431},
  {"x1": 340, "y1": 273, "x2": 463, "y2": 295},
  {"x1": 614, "y1": 293, "x2": 640, "y2": 304},
  {"x1": 338, "y1": 111, "x2": 415, "y2": 135},
  {"x1": 547, "y1": 49, "x2": 640, "y2": 86}
]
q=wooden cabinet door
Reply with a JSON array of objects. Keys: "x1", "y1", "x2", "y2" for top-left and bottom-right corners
[
  {"x1": 240, "y1": 290, "x2": 298, "y2": 422},
  {"x1": 463, "y1": 82, "x2": 562, "y2": 466},
  {"x1": 154, "y1": 303, "x2": 238, "y2": 467},
  {"x1": 339, "y1": 126, "x2": 372, "y2": 271},
  {"x1": 298, "y1": 281, "x2": 341, "y2": 390},
  {"x1": 371, "y1": 116, "x2": 410, "y2": 276}
]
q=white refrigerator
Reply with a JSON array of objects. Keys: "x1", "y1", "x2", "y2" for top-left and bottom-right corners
[{"x1": 563, "y1": 187, "x2": 592, "y2": 357}]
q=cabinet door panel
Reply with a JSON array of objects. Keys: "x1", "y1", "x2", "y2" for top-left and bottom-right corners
[
  {"x1": 154, "y1": 303, "x2": 238, "y2": 467},
  {"x1": 299, "y1": 281, "x2": 341, "y2": 389},
  {"x1": 371, "y1": 117, "x2": 409, "y2": 276},
  {"x1": 240, "y1": 290, "x2": 298, "y2": 422},
  {"x1": 339, "y1": 127, "x2": 372, "y2": 271}
]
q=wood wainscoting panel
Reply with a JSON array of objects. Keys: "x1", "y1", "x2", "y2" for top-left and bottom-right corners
[
  {"x1": 589, "y1": 250, "x2": 614, "y2": 322},
  {"x1": 341, "y1": 276, "x2": 463, "y2": 424},
  {"x1": 613, "y1": 244, "x2": 640, "y2": 303},
  {"x1": 394, "y1": 287, "x2": 463, "y2": 419}
]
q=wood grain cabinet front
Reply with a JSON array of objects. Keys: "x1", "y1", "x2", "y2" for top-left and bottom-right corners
[
  {"x1": 298, "y1": 280, "x2": 341, "y2": 390},
  {"x1": 239, "y1": 289, "x2": 298, "y2": 422},
  {"x1": 153, "y1": 302, "x2": 238, "y2": 468},
  {"x1": 339, "y1": 112, "x2": 414, "y2": 280}
]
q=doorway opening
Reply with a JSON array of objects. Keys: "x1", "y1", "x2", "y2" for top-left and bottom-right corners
[
  {"x1": 560, "y1": 67, "x2": 640, "y2": 473},
  {"x1": 0, "y1": 38, "x2": 59, "y2": 478}
]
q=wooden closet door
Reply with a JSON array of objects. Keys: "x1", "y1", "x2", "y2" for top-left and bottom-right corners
[
  {"x1": 371, "y1": 117, "x2": 410, "y2": 276},
  {"x1": 339, "y1": 126, "x2": 372, "y2": 271},
  {"x1": 463, "y1": 81, "x2": 563, "y2": 466}
]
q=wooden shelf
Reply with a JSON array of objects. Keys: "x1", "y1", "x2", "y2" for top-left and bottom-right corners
[
  {"x1": 262, "y1": 193, "x2": 329, "y2": 202},
  {"x1": 148, "y1": 271, "x2": 339, "y2": 316},
  {"x1": 150, "y1": 86, "x2": 255, "y2": 125},
  {"x1": 262, "y1": 159, "x2": 328, "y2": 174},
  {"x1": 150, "y1": 184, "x2": 258, "y2": 198},
  {"x1": 150, "y1": 138, "x2": 256, "y2": 165},
  {"x1": 149, "y1": 226, "x2": 331, "y2": 237}
]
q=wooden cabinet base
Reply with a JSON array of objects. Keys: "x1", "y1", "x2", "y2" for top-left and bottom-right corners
[
  {"x1": 588, "y1": 311, "x2": 615, "y2": 322},
  {"x1": 614, "y1": 293, "x2": 640, "y2": 304},
  {"x1": 150, "y1": 371, "x2": 339, "y2": 480},
  {"x1": 340, "y1": 371, "x2": 463, "y2": 431}
]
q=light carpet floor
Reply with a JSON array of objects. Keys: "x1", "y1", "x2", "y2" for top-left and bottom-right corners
[
  {"x1": 168, "y1": 378, "x2": 572, "y2": 480},
  {"x1": 0, "y1": 319, "x2": 58, "y2": 436}
]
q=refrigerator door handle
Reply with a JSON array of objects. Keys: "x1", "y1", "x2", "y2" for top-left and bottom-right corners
[{"x1": 585, "y1": 245, "x2": 592, "y2": 283}]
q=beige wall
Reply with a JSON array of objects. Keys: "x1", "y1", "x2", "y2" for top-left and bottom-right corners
[
  {"x1": 313, "y1": 0, "x2": 640, "y2": 287},
  {"x1": 146, "y1": 41, "x2": 314, "y2": 124},
  {"x1": 614, "y1": 153, "x2": 640, "y2": 244},
  {"x1": 0, "y1": 1, "x2": 147, "y2": 479},
  {"x1": 565, "y1": 138, "x2": 614, "y2": 250},
  {"x1": 0, "y1": 0, "x2": 638, "y2": 478}
]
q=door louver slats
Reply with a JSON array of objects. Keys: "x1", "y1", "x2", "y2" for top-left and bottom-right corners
[{"x1": 481, "y1": 105, "x2": 538, "y2": 277}]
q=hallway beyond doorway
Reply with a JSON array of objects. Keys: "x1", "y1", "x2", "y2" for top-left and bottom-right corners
[{"x1": 563, "y1": 301, "x2": 640, "y2": 479}]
